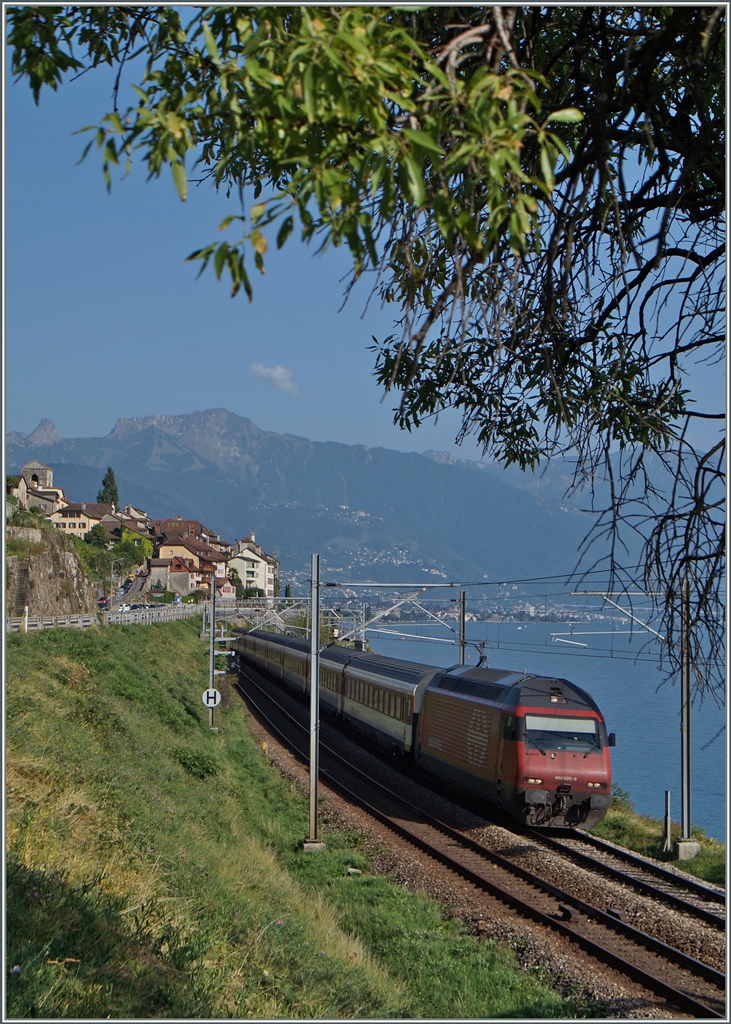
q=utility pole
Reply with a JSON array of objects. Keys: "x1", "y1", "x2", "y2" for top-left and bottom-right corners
[
  {"x1": 675, "y1": 578, "x2": 699, "y2": 859},
  {"x1": 304, "y1": 553, "x2": 325, "y2": 851},
  {"x1": 459, "y1": 591, "x2": 466, "y2": 665},
  {"x1": 208, "y1": 578, "x2": 216, "y2": 730}
]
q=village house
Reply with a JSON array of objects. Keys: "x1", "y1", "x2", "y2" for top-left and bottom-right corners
[
  {"x1": 228, "y1": 532, "x2": 278, "y2": 599},
  {"x1": 150, "y1": 517, "x2": 220, "y2": 547},
  {"x1": 6, "y1": 474, "x2": 28, "y2": 507},
  {"x1": 95, "y1": 512, "x2": 152, "y2": 545},
  {"x1": 146, "y1": 555, "x2": 202, "y2": 596},
  {"x1": 15, "y1": 461, "x2": 69, "y2": 514},
  {"x1": 215, "y1": 576, "x2": 236, "y2": 601},
  {"x1": 49, "y1": 502, "x2": 115, "y2": 539},
  {"x1": 121, "y1": 502, "x2": 149, "y2": 522},
  {"x1": 153, "y1": 533, "x2": 228, "y2": 594}
]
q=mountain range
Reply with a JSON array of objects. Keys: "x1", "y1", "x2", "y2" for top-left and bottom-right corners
[{"x1": 7, "y1": 409, "x2": 602, "y2": 586}]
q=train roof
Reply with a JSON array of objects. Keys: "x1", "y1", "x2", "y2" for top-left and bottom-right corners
[
  {"x1": 430, "y1": 665, "x2": 602, "y2": 713},
  {"x1": 345, "y1": 652, "x2": 436, "y2": 685},
  {"x1": 242, "y1": 630, "x2": 600, "y2": 712},
  {"x1": 245, "y1": 629, "x2": 309, "y2": 651},
  {"x1": 244, "y1": 629, "x2": 362, "y2": 666},
  {"x1": 320, "y1": 645, "x2": 355, "y2": 666}
]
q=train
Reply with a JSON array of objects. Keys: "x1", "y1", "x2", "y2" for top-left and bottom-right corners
[{"x1": 232, "y1": 628, "x2": 615, "y2": 829}]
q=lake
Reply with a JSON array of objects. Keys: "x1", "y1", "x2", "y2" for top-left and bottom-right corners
[{"x1": 367, "y1": 620, "x2": 726, "y2": 841}]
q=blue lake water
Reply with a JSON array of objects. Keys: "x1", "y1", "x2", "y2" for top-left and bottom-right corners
[{"x1": 367, "y1": 620, "x2": 726, "y2": 842}]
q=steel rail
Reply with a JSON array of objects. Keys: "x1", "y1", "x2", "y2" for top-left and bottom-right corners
[
  {"x1": 554, "y1": 829, "x2": 726, "y2": 905},
  {"x1": 234, "y1": 669, "x2": 725, "y2": 1019},
  {"x1": 520, "y1": 829, "x2": 725, "y2": 928},
  {"x1": 235, "y1": 671, "x2": 724, "y2": 988},
  {"x1": 235, "y1": 649, "x2": 725, "y2": 928}
]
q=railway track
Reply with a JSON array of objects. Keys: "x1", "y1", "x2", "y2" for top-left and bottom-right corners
[
  {"x1": 234, "y1": 665, "x2": 725, "y2": 1019},
  {"x1": 528, "y1": 830, "x2": 725, "y2": 929}
]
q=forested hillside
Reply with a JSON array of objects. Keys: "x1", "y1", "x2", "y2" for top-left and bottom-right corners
[{"x1": 8, "y1": 410, "x2": 601, "y2": 584}]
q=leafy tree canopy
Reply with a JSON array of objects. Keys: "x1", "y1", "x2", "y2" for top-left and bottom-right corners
[
  {"x1": 9, "y1": 6, "x2": 725, "y2": 699},
  {"x1": 228, "y1": 566, "x2": 245, "y2": 600},
  {"x1": 97, "y1": 466, "x2": 119, "y2": 507},
  {"x1": 113, "y1": 527, "x2": 154, "y2": 565},
  {"x1": 85, "y1": 522, "x2": 110, "y2": 548}
]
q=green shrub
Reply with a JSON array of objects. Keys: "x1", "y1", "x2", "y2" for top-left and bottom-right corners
[{"x1": 170, "y1": 746, "x2": 219, "y2": 779}]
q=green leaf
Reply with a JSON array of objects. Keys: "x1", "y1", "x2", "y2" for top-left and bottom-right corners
[
  {"x1": 171, "y1": 161, "x2": 187, "y2": 201},
  {"x1": 202, "y1": 22, "x2": 220, "y2": 64},
  {"x1": 540, "y1": 147, "x2": 554, "y2": 191},
  {"x1": 402, "y1": 154, "x2": 426, "y2": 207},
  {"x1": 214, "y1": 244, "x2": 228, "y2": 279},
  {"x1": 250, "y1": 229, "x2": 267, "y2": 254},
  {"x1": 303, "y1": 64, "x2": 316, "y2": 123},
  {"x1": 276, "y1": 215, "x2": 294, "y2": 249},
  {"x1": 402, "y1": 128, "x2": 443, "y2": 156},
  {"x1": 545, "y1": 107, "x2": 583, "y2": 124},
  {"x1": 250, "y1": 203, "x2": 266, "y2": 223}
]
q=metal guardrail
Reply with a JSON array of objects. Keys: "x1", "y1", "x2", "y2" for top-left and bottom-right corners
[
  {"x1": 103, "y1": 604, "x2": 203, "y2": 626},
  {"x1": 6, "y1": 603, "x2": 203, "y2": 633},
  {"x1": 6, "y1": 613, "x2": 98, "y2": 633}
]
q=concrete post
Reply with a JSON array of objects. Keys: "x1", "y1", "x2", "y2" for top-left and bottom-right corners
[
  {"x1": 662, "y1": 790, "x2": 672, "y2": 853},
  {"x1": 675, "y1": 578, "x2": 699, "y2": 860},
  {"x1": 305, "y1": 553, "x2": 325, "y2": 852},
  {"x1": 208, "y1": 583, "x2": 216, "y2": 730}
]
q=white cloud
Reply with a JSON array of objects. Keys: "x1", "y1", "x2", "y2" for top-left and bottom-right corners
[{"x1": 249, "y1": 363, "x2": 299, "y2": 395}]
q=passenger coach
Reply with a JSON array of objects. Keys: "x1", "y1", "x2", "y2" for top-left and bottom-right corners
[{"x1": 234, "y1": 629, "x2": 615, "y2": 828}]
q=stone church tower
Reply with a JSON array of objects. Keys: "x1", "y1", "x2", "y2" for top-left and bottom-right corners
[{"x1": 21, "y1": 460, "x2": 54, "y2": 490}]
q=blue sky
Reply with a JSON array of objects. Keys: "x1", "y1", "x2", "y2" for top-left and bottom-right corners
[
  {"x1": 4, "y1": 50, "x2": 724, "y2": 458},
  {"x1": 4, "y1": 58, "x2": 483, "y2": 457}
]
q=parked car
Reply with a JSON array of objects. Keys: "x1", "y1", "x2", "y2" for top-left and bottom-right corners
[
  {"x1": 98, "y1": 598, "x2": 109, "y2": 609},
  {"x1": 118, "y1": 604, "x2": 131, "y2": 612}
]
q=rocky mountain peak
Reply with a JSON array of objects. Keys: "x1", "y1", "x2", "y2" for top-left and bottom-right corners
[{"x1": 28, "y1": 419, "x2": 61, "y2": 445}]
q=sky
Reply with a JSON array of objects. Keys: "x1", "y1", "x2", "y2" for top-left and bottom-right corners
[
  {"x1": 4, "y1": 54, "x2": 484, "y2": 457},
  {"x1": 3, "y1": 39, "x2": 725, "y2": 459}
]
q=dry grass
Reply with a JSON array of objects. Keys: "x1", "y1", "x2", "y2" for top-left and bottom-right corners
[{"x1": 6, "y1": 620, "x2": 579, "y2": 1018}]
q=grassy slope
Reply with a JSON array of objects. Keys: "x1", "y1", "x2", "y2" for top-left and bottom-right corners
[
  {"x1": 6, "y1": 620, "x2": 576, "y2": 1019},
  {"x1": 589, "y1": 787, "x2": 725, "y2": 887}
]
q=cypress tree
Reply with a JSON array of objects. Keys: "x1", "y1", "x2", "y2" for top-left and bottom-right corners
[{"x1": 97, "y1": 466, "x2": 119, "y2": 507}]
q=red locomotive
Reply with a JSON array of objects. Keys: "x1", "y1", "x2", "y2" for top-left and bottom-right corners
[{"x1": 234, "y1": 630, "x2": 615, "y2": 828}]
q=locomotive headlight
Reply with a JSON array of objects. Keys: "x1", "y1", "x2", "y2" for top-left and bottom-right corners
[
  {"x1": 587, "y1": 782, "x2": 605, "y2": 788},
  {"x1": 523, "y1": 777, "x2": 543, "y2": 785}
]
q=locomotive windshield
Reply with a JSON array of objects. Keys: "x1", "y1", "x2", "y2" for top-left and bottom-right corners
[{"x1": 524, "y1": 714, "x2": 599, "y2": 753}]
